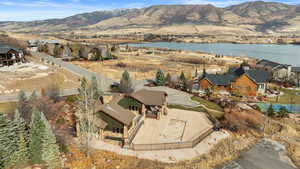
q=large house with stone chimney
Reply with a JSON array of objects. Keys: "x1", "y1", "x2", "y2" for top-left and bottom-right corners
[{"x1": 199, "y1": 63, "x2": 271, "y2": 96}]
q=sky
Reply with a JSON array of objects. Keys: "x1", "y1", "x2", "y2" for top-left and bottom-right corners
[{"x1": 0, "y1": 0, "x2": 299, "y2": 21}]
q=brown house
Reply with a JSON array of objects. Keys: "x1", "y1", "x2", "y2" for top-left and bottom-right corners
[
  {"x1": 121, "y1": 89, "x2": 168, "y2": 120},
  {"x1": 200, "y1": 64, "x2": 270, "y2": 96},
  {"x1": 0, "y1": 45, "x2": 24, "y2": 67}
]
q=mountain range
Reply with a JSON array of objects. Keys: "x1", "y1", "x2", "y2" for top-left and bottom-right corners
[{"x1": 1, "y1": 1, "x2": 300, "y2": 35}]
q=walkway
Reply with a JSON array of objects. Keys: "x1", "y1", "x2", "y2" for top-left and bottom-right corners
[{"x1": 91, "y1": 130, "x2": 229, "y2": 163}]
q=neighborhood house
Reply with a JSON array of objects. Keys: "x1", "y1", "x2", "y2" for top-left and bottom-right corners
[
  {"x1": 0, "y1": 45, "x2": 24, "y2": 67},
  {"x1": 200, "y1": 63, "x2": 271, "y2": 96},
  {"x1": 256, "y1": 59, "x2": 292, "y2": 81}
]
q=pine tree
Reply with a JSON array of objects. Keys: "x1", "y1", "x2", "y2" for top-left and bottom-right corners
[
  {"x1": 28, "y1": 109, "x2": 45, "y2": 165},
  {"x1": 17, "y1": 90, "x2": 31, "y2": 120},
  {"x1": 165, "y1": 73, "x2": 171, "y2": 86},
  {"x1": 29, "y1": 89, "x2": 38, "y2": 102},
  {"x1": 0, "y1": 114, "x2": 18, "y2": 168},
  {"x1": 277, "y1": 106, "x2": 289, "y2": 118},
  {"x1": 119, "y1": 70, "x2": 133, "y2": 93},
  {"x1": 180, "y1": 72, "x2": 187, "y2": 91},
  {"x1": 40, "y1": 112, "x2": 61, "y2": 169},
  {"x1": 9, "y1": 110, "x2": 29, "y2": 167},
  {"x1": 155, "y1": 69, "x2": 165, "y2": 86},
  {"x1": 267, "y1": 104, "x2": 275, "y2": 117}
]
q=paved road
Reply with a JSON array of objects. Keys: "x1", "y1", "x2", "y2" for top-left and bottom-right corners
[
  {"x1": 34, "y1": 52, "x2": 115, "y2": 91},
  {"x1": 218, "y1": 139, "x2": 297, "y2": 169}
]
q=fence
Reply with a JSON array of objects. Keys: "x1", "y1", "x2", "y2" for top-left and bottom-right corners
[{"x1": 130, "y1": 127, "x2": 213, "y2": 151}]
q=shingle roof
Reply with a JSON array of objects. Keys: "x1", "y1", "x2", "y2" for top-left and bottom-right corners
[
  {"x1": 130, "y1": 89, "x2": 167, "y2": 106},
  {"x1": 203, "y1": 66, "x2": 270, "y2": 85},
  {"x1": 0, "y1": 44, "x2": 22, "y2": 54},
  {"x1": 205, "y1": 74, "x2": 236, "y2": 86},
  {"x1": 257, "y1": 59, "x2": 281, "y2": 69},
  {"x1": 96, "y1": 103, "x2": 135, "y2": 126},
  {"x1": 244, "y1": 70, "x2": 270, "y2": 83},
  {"x1": 292, "y1": 67, "x2": 300, "y2": 73}
]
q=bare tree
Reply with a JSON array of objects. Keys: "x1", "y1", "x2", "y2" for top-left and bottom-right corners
[{"x1": 75, "y1": 77, "x2": 101, "y2": 156}]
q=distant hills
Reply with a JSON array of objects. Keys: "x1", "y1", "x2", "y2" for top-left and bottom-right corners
[{"x1": 1, "y1": 1, "x2": 300, "y2": 35}]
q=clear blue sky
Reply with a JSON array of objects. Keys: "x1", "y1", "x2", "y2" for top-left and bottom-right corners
[{"x1": 0, "y1": 0, "x2": 298, "y2": 21}]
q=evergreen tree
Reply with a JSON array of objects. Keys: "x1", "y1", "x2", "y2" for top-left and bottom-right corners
[
  {"x1": 40, "y1": 112, "x2": 61, "y2": 169},
  {"x1": 28, "y1": 109, "x2": 45, "y2": 165},
  {"x1": 17, "y1": 90, "x2": 31, "y2": 120},
  {"x1": 267, "y1": 104, "x2": 275, "y2": 117},
  {"x1": 29, "y1": 89, "x2": 38, "y2": 102},
  {"x1": 119, "y1": 70, "x2": 133, "y2": 93},
  {"x1": 10, "y1": 110, "x2": 29, "y2": 167},
  {"x1": 180, "y1": 72, "x2": 187, "y2": 91},
  {"x1": 155, "y1": 69, "x2": 165, "y2": 86},
  {"x1": 277, "y1": 107, "x2": 289, "y2": 118},
  {"x1": 165, "y1": 73, "x2": 171, "y2": 86},
  {"x1": 0, "y1": 114, "x2": 18, "y2": 168}
]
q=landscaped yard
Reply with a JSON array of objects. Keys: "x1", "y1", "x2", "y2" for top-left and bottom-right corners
[
  {"x1": 168, "y1": 99, "x2": 224, "y2": 120},
  {"x1": 266, "y1": 89, "x2": 300, "y2": 104},
  {"x1": 191, "y1": 96, "x2": 223, "y2": 112}
]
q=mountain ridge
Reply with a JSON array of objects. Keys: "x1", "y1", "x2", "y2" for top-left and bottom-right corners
[{"x1": 1, "y1": 1, "x2": 300, "y2": 35}]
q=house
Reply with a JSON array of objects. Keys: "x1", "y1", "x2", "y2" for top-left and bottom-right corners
[
  {"x1": 199, "y1": 64, "x2": 270, "y2": 96},
  {"x1": 28, "y1": 39, "x2": 60, "y2": 52},
  {"x1": 291, "y1": 67, "x2": 300, "y2": 87},
  {"x1": 119, "y1": 89, "x2": 168, "y2": 120},
  {"x1": 256, "y1": 59, "x2": 292, "y2": 81},
  {"x1": 0, "y1": 45, "x2": 24, "y2": 67},
  {"x1": 95, "y1": 101, "x2": 143, "y2": 147}
]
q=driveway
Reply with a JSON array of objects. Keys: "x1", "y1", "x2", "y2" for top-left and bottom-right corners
[{"x1": 218, "y1": 139, "x2": 297, "y2": 169}]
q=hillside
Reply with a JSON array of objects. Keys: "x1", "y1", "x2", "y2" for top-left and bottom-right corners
[{"x1": 1, "y1": 1, "x2": 300, "y2": 35}]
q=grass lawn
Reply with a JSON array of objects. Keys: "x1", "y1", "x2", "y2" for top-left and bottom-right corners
[
  {"x1": 191, "y1": 96, "x2": 223, "y2": 112},
  {"x1": 168, "y1": 100, "x2": 224, "y2": 120},
  {"x1": 266, "y1": 89, "x2": 300, "y2": 104},
  {"x1": 0, "y1": 102, "x2": 17, "y2": 114}
]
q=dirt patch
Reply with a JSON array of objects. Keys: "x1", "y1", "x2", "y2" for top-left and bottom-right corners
[{"x1": 0, "y1": 62, "x2": 79, "y2": 94}]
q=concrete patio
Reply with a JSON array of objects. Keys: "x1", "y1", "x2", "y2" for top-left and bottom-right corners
[{"x1": 132, "y1": 108, "x2": 213, "y2": 144}]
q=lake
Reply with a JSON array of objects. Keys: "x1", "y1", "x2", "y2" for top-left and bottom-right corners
[{"x1": 128, "y1": 42, "x2": 300, "y2": 66}]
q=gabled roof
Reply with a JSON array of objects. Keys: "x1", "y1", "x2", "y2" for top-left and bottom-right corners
[
  {"x1": 202, "y1": 65, "x2": 270, "y2": 85},
  {"x1": 257, "y1": 59, "x2": 290, "y2": 70},
  {"x1": 204, "y1": 74, "x2": 236, "y2": 86},
  {"x1": 130, "y1": 89, "x2": 167, "y2": 106},
  {"x1": 0, "y1": 44, "x2": 22, "y2": 54},
  {"x1": 292, "y1": 67, "x2": 300, "y2": 73},
  {"x1": 96, "y1": 103, "x2": 135, "y2": 126},
  {"x1": 257, "y1": 59, "x2": 281, "y2": 69},
  {"x1": 244, "y1": 70, "x2": 270, "y2": 83}
]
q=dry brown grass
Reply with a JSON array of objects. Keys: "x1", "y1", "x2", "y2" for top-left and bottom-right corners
[
  {"x1": 0, "y1": 102, "x2": 16, "y2": 114},
  {"x1": 167, "y1": 135, "x2": 257, "y2": 169},
  {"x1": 3, "y1": 69, "x2": 79, "y2": 92},
  {"x1": 168, "y1": 57, "x2": 226, "y2": 66}
]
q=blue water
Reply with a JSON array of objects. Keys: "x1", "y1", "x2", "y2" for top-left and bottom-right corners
[
  {"x1": 257, "y1": 103, "x2": 300, "y2": 113},
  {"x1": 128, "y1": 42, "x2": 300, "y2": 66}
]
